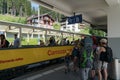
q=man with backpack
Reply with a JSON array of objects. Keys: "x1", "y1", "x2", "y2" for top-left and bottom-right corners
[
  {"x1": 71, "y1": 44, "x2": 80, "y2": 72},
  {"x1": 97, "y1": 38, "x2": 113, "y2": 80},
  {"x1": 79, "y1": 36, "x2": 94, "y2": 80}
]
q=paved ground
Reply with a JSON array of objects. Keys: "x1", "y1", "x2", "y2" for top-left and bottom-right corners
[
  {"x1": 12, "y1": 63, "x2": 114, "y2": 80},
  {"x1": 12, "y1": 63, "x2": 81, "y2": 80}
]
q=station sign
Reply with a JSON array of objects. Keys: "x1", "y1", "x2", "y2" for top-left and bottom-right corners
[{"x1": 68, "y1": 14, "x2": 82, "y2": 24}]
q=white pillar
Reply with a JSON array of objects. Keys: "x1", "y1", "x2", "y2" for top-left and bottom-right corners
[
  {"x1": 45, "y1": 30, "x2": 47, "y2": 44},
  {"x1": 107, "y1": 4, "x2": 120, "y2": 58},
  {"x1": 42, "y1": 33, "x2": 45, "y2": 42},
  {"x1": 27, "y1": 33, "x2": 30, "y2": 45},
  {"x1": 19, "y1": 27, "x2": 22, "y2": 47},
  {"x1": 31, "y1": 33, "x2": 33, "y2": 38},
  {"x1": 4, "y1": 32, "x2": 7, "y2": 38},
  {"x1": 38, "y1": 32, "x2": 40, "y2": 45}
]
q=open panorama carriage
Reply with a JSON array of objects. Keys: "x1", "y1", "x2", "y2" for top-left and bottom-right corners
[{"x1": 0, "y1": 21, "x2": 102, "y2": 80}]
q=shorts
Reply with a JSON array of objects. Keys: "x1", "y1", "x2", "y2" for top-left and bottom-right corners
[{"x1": 94, "y1": 61, "x2": 108, "y2": 70}]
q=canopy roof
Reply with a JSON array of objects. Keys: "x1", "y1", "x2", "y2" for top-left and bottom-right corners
[{"x1": 32, "y1": 0, "x2": 120, "y2": 32}]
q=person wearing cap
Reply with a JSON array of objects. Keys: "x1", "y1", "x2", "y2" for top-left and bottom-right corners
[
  {"x1": 96, "y1": 38, "x2": 108, "y2": 80},
  {"x1": 13, "y1": 34, "x2": 20, "y2": 48}
]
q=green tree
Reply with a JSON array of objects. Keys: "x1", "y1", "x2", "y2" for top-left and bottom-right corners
[
  {"x1": 40, "y1": 6, "x2": 63, "y2": 22},
  {"x1": 53, "y1": 22, "x2": 61, "y2": 30},
  {"x1": 0, "y1": 0, "x2": 7, "y2": 14},
  {"x1": 80, "y1": 26, "x2": 90, "y2": 35},
  {"x1": 0, "y1": 0, "x2": 3, "y2": 14},
  {"x1": 0, "y1": 0, "x2": 31, "y2": 16},
  {"x1": 7, "y1": 0, "x2": 12, "y2": 14},
  {"x1": 32, "y1": 7, "x2": 37, "y2": 14},
  {"x1": 24, "y1": 0, "x2": 31, "y2": 16},
  {"x1": 89, "y1": 28, "x2": 106, "y2": 37},
  {"x1": 40, "y1": 6, "x2": 51, "y2": 14}
]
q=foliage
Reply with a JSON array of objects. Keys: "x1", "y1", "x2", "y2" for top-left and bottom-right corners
[
  {"x1": 24, "y1": 0, "x2": 32, "y2": 16},
  {"x1": 40, "y1": 6, "x2": 62, "y2": 22},
  {"x1": 0, "y1": 0, "x2": 32, "y2": 16},
  {"x1": 0, "y1": 14, "x2": 26, "y2": 24},
  {"x1": 40, "y1": 6, "x2": 51, "y2": 14},
  {"x1": 79, "y1": 26, "x2": 106, "y2": 37},
  {"x1": 21, "y1": 38, "x2": 38, "y2": 45},
  {"x1": 0, "y1": 0, "x2": 64, "y2": 24},
  {"x1": 53, "y1": 22, "x2": 61, "y2": 30},
  {"x1": 7, "y1": 38, "x2": 38, "y2": 45},
  {"x1": 80, "y1": 26, "x2": 91, "y2": 35},
  {"x1": 89, "y1": 28, "x2": 106, "y2": 37}
]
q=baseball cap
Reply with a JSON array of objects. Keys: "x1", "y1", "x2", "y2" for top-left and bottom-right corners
[{"x1": 100, "y1": 38, "x2": 107, "y2": 43}]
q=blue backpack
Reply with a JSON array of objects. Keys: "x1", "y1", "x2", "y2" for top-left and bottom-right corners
[
  {"x1": 84, "y1": 36, "x2": 93, "y2": 49},
  {"x1": 80, "y1": 36, "x2": 93, "y2": 68}
]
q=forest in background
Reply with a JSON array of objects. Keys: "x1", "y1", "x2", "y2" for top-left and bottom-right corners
[
  {"x1": 0, "y1": 0, "x2": 31, "y2": 16},
  {"x1": 0, "y1": 0, "x2": 63, "y2": 23}
]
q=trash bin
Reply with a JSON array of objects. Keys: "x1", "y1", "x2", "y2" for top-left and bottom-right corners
[{"x1": 108, "y1": 58, "x2": 120, "y2": 80}]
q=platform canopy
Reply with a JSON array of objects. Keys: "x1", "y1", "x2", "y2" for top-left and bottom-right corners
[{"x1": 32, "y1": 0, "x2": 120, "y2": 32}]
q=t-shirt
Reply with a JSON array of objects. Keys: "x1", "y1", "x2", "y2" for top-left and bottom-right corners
[{"x1": 14, "y1": 38, "x2": 20, "y2": 48}]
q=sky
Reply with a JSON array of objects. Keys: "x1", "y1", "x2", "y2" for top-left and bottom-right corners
[{"x1": 31, "y1": 1, "x2": 39, "y2": 10}]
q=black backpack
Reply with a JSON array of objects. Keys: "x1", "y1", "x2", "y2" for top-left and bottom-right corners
[
  {"x1": 6, "y1": 40, "x2": 10, "y2": 47},
  {"x1": 100, "y1": 46, "x2": 113, "y2": 63},
  {"x1": 72, "y1": 47, "x2": 79, "y2": 57}
]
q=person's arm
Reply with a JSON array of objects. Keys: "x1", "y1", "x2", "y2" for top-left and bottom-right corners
[{"x1": 99, "y1": 47, "x2": 106, "y2": 54}]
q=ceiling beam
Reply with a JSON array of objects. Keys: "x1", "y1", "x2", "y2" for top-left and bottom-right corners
[
  {"x1": 32, "y1": 0, "x2": 72, "y2": 16},
  {"x1": 32, "y1": 0, "x2": 94, "y2": 24},
  {"x1": 105, "y1": 0, "x2": 120, "y2": 6}
]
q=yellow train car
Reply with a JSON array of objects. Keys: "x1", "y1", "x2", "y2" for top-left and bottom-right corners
[
  {"x1": 0, "y1": 45, "x2": 73, "y2": 70},
  {"x1": 0, "y1": 45, "x2": 73, "y2": 79}
]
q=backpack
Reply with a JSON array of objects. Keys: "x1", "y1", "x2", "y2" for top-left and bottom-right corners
[
  {"x1": 80, "y1": 47, "x2": 94, "y2": 68},
  {"x1": 84, "y1": 36, "x2": 93, "y2": 49},
  {"x1": 72, "y1": 47, "x2": 79, "y2": 57},
  {"x1": 5, "y1": 40, "x2": 10, "y2": 47},
  {"x1": 80, "y1": 36, "x2": 94, "y2": 68},
  {"x1": 99, "y1": 46, "x2": 113, "y2": 63}
]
